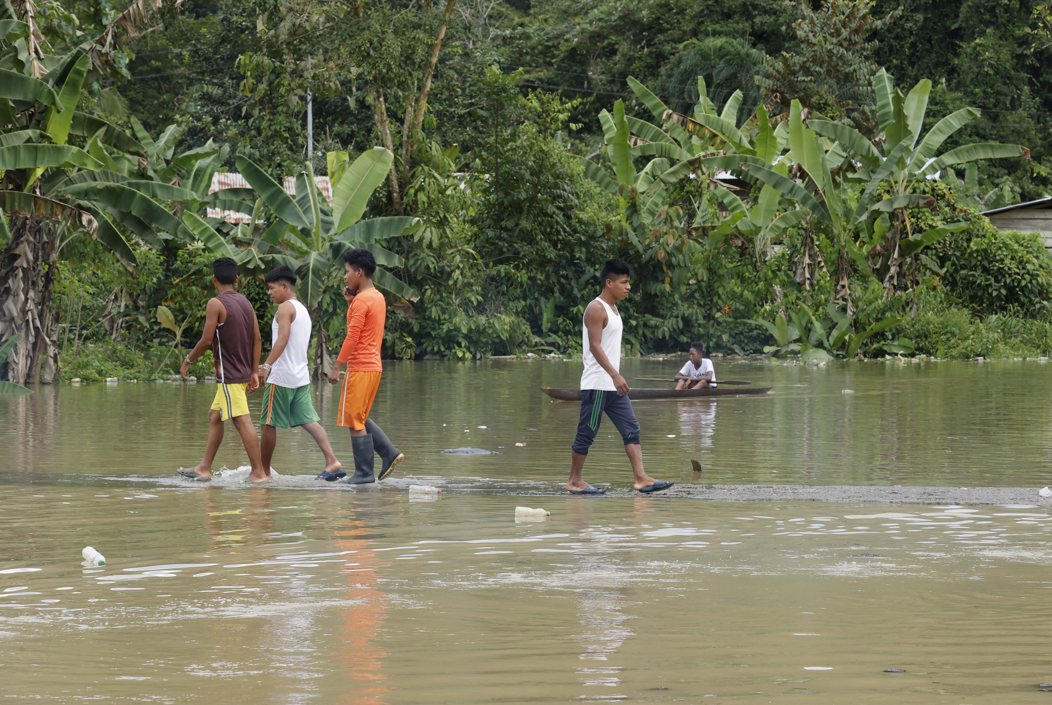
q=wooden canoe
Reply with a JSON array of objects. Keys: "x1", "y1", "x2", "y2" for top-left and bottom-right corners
[{"x1": 540, "y1": 385, "x2": 771, "y2": 401}]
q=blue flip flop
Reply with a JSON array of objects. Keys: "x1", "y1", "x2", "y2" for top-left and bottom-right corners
[
  {"x1": 317, "y1": 469, "x2": 347, "y2": 482},
  {"x1": 568, "y1": 484, "x2": 607, "y2": 495},
  {"x1": 638, "y1": 480, "x2": 674, "y2": 494}
]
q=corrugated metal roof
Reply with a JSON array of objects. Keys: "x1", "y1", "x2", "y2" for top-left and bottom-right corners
[
  {"x1": 206, "y1": 172, "x2": 333, "y2": 224},
  {"x1": 982, "y1": 196, "x2": 1052, "y2": 216}
]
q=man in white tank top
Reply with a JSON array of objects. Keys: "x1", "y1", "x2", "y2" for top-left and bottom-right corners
[
  {"x1": 566, "y1": 260, "x2": 674, "y2": 495},
  {"x1": 257, "y1": 266, "x2": 343, "y2": 478}
]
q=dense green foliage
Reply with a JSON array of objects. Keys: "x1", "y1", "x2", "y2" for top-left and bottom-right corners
[{"x1": 5, "y1": 0, "x2": 1052, "y2": 383}]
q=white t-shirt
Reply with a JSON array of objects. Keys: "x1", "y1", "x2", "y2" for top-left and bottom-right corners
[{"x1": 679, "y1": 358, "x2": 715, "y2": 382}]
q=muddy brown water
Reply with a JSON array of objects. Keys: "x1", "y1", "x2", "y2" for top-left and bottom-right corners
[{"x1": 2, "y1": 359, "x2": 1052, "y2": 703}]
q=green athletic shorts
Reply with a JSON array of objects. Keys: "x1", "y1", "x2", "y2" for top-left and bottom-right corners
[{"x1": 260, "y1": 383, "x2": 320, "y2": 429}]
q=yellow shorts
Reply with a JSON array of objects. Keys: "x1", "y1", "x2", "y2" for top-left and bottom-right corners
[
  {"x1": 210, "y1": 383, "x2": 250, "y2": 421},
  {"x1": 337, "y1": 371, "x2": 381, "y2": 430}
]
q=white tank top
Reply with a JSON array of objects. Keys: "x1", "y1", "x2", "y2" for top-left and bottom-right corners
[
  {"x1": 268, "y1": 298, "x2": 311, "y2": 388},
  {"x1": 580, "y1": 297, "x2": 622, "y2": 391}
]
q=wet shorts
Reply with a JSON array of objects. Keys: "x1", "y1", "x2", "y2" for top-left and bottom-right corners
[
  {"x1": 571, "y1": 389, "x2": 641, "y2": 454},
  {"x1": 337, "y1": 370, "x2": 382, "y2": 431},
  {"x1": 260, "y1": 383, "x2": 320, "y2": 429},
  {"x1": 210, "y1": 383, "x2": 250, "y2": 421}
]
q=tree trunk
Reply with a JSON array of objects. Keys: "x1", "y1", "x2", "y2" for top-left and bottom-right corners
[
  {"x1": 402, "y1": 0, "x2": 457, "y2": 171},
  {"x1": 371, "y1": 86, "x2": 404, "y2": 215},
  {"x1": 0, "y1": 216, "x2": 60, "y2": 383}
]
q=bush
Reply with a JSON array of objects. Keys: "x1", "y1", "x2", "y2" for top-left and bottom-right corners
[
  {"x1": 935, "y1": 224, "x2": 1052, "y2": 318},
  {"x1": 897, "y1": 288, "x2": 1052, "y2": 358},
  {"x1": 59, "y1": 340, "x2": 206, "y2": 382}
]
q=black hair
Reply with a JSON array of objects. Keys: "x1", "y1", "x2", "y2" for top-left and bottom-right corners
[
  {"x1": 343, "y1": 248, "x2": 377, "y2": 277},
  {"x1": 689, "y1": 341, "x2": 705, "y2": 354},
  {"x1": 212, "y1": 257, "x2": 238, "y2": 285},
  {"x1": 264, "y1": 265, "x2": 298, "y2": 286},
  {"x1": 600, "y1": 259, "x2": 633, "y2": 282}
]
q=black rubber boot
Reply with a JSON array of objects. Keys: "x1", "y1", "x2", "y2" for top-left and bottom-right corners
[
  {"x1": 367, "y1": 419, "x2": 404, "y2": 481},
  {"x1": 347, "y1": 434, "x2": 376, "y2": 484}
]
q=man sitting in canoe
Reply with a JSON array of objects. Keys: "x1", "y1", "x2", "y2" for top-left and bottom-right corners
[{"x1": 674, "y1": 342, "x2": 716, "y2": 390}]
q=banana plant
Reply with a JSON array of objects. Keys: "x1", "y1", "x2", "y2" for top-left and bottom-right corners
[
  {"x1": 0, "y1": 31, "x2": 195, "y2": 384},
  {"x1": 804, "y1": 69, "x2": 1027, "y2": 293},
  {"x1": 192, "y1": 147, "x2": 419, "y2": 375}
]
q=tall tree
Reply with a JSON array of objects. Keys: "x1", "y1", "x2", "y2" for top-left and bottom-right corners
[
  {"x1": 761, "y1": 0, "x2": 898, "y2": 126},
  {"x1": 240, "y1": 0, "x2": 458, "y2": 214}
]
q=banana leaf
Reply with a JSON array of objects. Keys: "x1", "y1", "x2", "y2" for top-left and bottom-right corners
[
  {"x1": 0, "y1": 380, "x2": 31, "y2": 396},
  {"x1": 333, "y1": 216, "x2": 419, "y2": 247},
  {"x1": 626, "y1": 76, "x2": 691, "y2": 145},
  {"x1": 373, "y1": 267, "x2": 418, "y2": 302},
  {"x1": 297, "y1": 250, "x2": 334, "y2": 309},
  {"x1": 235, "y1": 155, "x2": 310, "y2": 229},
  {"x1": 926, "y1": 142, "x2": 1027, "y2": 173},
  {"x1": 61, "y1": 182, "x2": 182, "y2": 234},
  {"x1": 70, "y1": 112, "x2": 143, "y2": 153},
  {"x1": 86, "y1": 207, "x2": 137, "y2": 265},
  {"x1": 45, "y1": 52, "x2": 88, "y2": 144},
  {"x1": 0, "y1": 190, "x2": 84, "y2": 222},
  {"x1": 808, "y1": 119, "x2": 881, "y2": 166},
  {"x1": 332, "y1": 147, "x2": 393, "y2": 233},
  {"x1": 0, "y1": 144, "x2": 102, "y2": 170},
  {"x1": 608, "y1": 100, "x2": 635, "y2": 187},
  {"x1": 908, "y1": 108, "x2": 979, "y2": 171},
  {"x1": 0, "y1": 128, "x2": 44, "y2": 148},
  {"x1": 902, "y1": 79, "x2": 932, "y2": 151},
  {"x1": 182, "y1": 212, "x2": 234, "y2": 256},
  {"x1": 625, "y1": 116, "x2": 677, "y2": 146},
  {"x1": 0, "y1": 68, "x2": 60, "y2": 106}
]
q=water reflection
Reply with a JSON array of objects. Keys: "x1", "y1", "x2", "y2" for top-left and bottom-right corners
[
  {"x1": 677, "y1": 400, "x2": 716, "y2": 449},
  {"x1": 333, "y1": 504, "x2": 388, "y2": 705}
]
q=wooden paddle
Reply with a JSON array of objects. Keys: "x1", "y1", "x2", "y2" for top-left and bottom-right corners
[{"x1": 635, "y1": 376, "x2": 754, "y2": 385}]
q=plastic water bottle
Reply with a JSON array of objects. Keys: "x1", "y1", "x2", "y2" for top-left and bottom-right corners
[
  {"x1": 408, "y1": 484, "x2": 442, "y2": 498},
  {"x1": 515, "y1": 506, "x2": 550, "y2": 521},
  {"x1": 82, "y1": 546, "x2": 106, "y2": 566}
]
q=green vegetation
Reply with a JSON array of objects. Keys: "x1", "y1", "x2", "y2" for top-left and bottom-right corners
[{"x1": 2, "y1": 0, "x2": 1052, "y2": 384}]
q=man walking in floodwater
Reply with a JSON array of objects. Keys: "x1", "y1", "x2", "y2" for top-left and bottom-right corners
[
  {"x1": 565, "y1": 259, "x2": 673, "y2": 496},
  {"x1": 178, "y1": 257, "x2": 268, "y2": 483},
  {"x1": 257, "y1": 265, "x2": 342, "y2": 479},
  {"x1": 327, "y1": 248, "x2": 404, "y2": 484}
]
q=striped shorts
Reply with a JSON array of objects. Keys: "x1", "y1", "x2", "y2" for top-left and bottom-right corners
[{"x1": 571, "y1": 389, "x2": 641, "y2": 454}]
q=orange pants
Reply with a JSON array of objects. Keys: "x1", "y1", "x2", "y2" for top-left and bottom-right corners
[{"x1": 337, "y1": 370, "x2": 382, "y2": 430}]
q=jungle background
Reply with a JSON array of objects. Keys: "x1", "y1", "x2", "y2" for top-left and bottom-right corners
[{"x1": 2, "y1": 0, "x2": 1052, "y2": 383}]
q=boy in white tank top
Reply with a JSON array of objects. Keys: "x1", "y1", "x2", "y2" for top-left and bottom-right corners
[
  {"x1": 257, "y1": 266, "x2": 343, "y2": 477},
  {"x1": 565, "y1": 260, "x2": 674, "y2": 495}
]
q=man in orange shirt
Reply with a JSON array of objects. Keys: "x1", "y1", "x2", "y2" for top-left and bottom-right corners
[{"x1": 327, "y1": 248, "x2": 404, "y2": 484}]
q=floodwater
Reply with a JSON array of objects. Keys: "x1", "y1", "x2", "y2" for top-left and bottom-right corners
[{"x1": 2, "y1": 359, "x2": 1052, "y2": 703}]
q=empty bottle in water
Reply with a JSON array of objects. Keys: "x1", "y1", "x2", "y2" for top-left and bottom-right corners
[{"x1": 82, "y1": 546, "x2": 106, "y2": 566}]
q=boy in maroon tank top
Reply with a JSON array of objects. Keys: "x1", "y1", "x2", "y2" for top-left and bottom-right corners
[{"x1": 178, "y1": 258, "x2": 268, "y2": 483}]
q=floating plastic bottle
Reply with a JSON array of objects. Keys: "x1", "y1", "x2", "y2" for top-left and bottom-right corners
[
  {"x1": 408, "y1": 484, "x2": 442, "y2": 499},
  {"x1": 82, "y1": 546, "x2": 106, "y2": 566},
  {"x1": 515, "y1": 506, "x2": 550, "y2": 521}
]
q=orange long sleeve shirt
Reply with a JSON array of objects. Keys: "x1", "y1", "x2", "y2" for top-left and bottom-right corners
[{"x1": 337, "y1": 287, "x2": 385, "y2": 371}]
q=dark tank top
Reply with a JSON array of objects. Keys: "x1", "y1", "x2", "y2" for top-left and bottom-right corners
[{"x1": 212, "y1": 290, "x2": 256, "y2": 383}]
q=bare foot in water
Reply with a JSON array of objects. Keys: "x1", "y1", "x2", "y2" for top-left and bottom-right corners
[
  {"x1": 248, "y1": 470, "x2": 270, "y2": 484},
  {"x1": 324, "y1": 461, "x2": 342, "y2": 474}
]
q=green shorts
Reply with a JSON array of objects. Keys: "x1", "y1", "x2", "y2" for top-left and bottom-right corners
[{"x1": 260, "y1": 383, "x2": 320, "y2": 429}]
